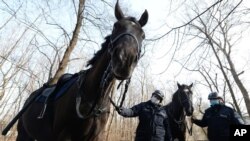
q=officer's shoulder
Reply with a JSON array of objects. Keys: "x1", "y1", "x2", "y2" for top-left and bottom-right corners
[
  {"x1": 224, "y1": 103, "x2": 236, "y2": 110},
  {"x1": 222, "y1": 104, "x2": 235, "y2": 112},
  {"x1": 139, "y1": 101, "x2": 150, "y2": 106},
  {"x1": 132, "y1": 101, "x2": 146, "y2": 107},
  {"x1": 205, "y1": 106, "x2": 213, "y2": 112}
]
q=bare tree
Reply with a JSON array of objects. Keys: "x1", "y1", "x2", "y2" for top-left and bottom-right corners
[
  {"x1": 49, "y1": 0, "x2": 86, "y2": 84},
  {"x1": 182, "y1": 0, "x2": 250, "y2": 116}
]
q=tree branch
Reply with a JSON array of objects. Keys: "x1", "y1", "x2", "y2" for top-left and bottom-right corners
[{"x1": 147, "y1": 0, "x2": 223, "y2": 41}]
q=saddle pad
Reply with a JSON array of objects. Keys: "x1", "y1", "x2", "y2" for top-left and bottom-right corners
[
  {"x1": 36, "y1": 77, "x2": 78, "y2": 103},
  {"x1": 54, "y1": 77, "x2": 78, "y2": 99}
]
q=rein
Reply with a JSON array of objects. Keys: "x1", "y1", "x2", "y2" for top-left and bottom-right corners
[
  {"x1": 118, "y1": 78, "x2": 131, "y2": 107},
  {"x1": 185, "y1": 118, "x2": 193, "y2": 135}
]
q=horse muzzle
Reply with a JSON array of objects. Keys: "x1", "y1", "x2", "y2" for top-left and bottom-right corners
[
  {"x1": 112, "y1": 68, "x2": 132, "y2": 80},
  {"x1": 185, "y1": 106, "x2": 194, "y2": 116}
]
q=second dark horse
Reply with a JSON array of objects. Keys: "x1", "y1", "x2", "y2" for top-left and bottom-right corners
[{"x1": 164, "y1": 83, "x2": 194, "y2": 141}]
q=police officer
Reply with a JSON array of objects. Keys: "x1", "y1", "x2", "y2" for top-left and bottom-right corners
[
  {"x1": 191, "y1": 92, "x2": 245, "y2": 141},
  {"x1": 117, "y1": 90, "x2": 172, "y2": 141}
]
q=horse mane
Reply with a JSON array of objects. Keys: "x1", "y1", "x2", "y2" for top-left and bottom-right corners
[
  {"x1": 86, "y1": 35, "x2": 111, "y2": 67},
  {"x1": 165, "y1": 88, "x2": 182, "y2": 109},
  {"x1": 172, "y1": 90, "x2": 179, "y2": 101}
]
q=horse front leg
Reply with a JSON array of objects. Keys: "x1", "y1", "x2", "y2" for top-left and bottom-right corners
[
  {"x1": 89, "y1": 113, "x2": 110, "y2": 141},
  {"x1": 16, "y1": 117, "x2": 35, "y2": 141}
]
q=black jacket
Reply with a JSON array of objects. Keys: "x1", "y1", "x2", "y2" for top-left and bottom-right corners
[
  {"x1": 119, "y1": 101, "x2": 172, "y2": 141},
  {"x1": 193, "y1": 104, "x2": 244, "y2": 141}
]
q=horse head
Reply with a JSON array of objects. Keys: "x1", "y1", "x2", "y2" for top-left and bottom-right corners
[
  {"x1": 176, "y1": 83, "x2": 194, "y2": 116},
  {"x1": 109, "y1": 0, "x2": 148, "y2": 80}
]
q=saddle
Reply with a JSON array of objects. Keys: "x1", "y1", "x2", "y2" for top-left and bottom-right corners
[{"x1": 36, "y1": 73, "x2": 78, "y2": 118}]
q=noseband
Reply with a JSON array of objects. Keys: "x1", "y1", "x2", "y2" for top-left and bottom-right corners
[{"x1": 108, "y1": 32, "x2": 141, "y2": 61}]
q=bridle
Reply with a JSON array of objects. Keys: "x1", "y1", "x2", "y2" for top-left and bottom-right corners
[
  {"x1": 75, "y1": 30, "x2": 143, "y2": 119},
  {"x1": 105, "y1": 31, "x2": 142, "y2": 110},
  {"x1": 103, "y1": 30, "x2": 142, "y2": 91},
  {"x1": 168, "y1": 89, "x2": 190, "y2": 122},
  {"x1": 168, "y1": 88, "x2": 193, "y2": 135},
  {"x1": 179, "y1": 88, "x2": 193, "y2": 135}
]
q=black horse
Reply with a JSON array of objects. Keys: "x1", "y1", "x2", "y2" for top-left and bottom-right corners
[
  {"x1": 15, "y1": 1, "x2": 148, "y2": 141},
  {"x1": 164, "y1": 83, "x2": 194, "y2": 141}
]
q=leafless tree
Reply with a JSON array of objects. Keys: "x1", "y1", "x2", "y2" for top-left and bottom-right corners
[
  {"x1": 49, "y1": 0, "x2": 86, "y2": 84},
  {"x1": 178, "y1": 0, "x2": 250, "y2": 116}
]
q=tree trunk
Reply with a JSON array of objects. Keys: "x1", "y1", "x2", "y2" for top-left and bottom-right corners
[
  {"x1": 206, "y1": 36, "x2": 243, "y2": 117},
  {"x1": 49, "y1": 0, "x2": 86, "y2": 85},
  {"x1": 192, "y1": 23, "x2": 244, "y2": 117},
  {"x1": 226, "y1": 54, "x2": 250, "y2": 116}
]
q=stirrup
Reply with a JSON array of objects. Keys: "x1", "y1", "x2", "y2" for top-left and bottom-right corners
[
  {"x1": 37, "y1": 103, "x2": 47, "y2": 119},
  {"x1": 37, "y1": 95, "x2": 49, "y2": 119}
]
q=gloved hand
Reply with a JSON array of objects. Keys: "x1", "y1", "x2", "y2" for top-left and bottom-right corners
[{"x1": 116, "y1": 107, "x2": 125, "y2": 115}]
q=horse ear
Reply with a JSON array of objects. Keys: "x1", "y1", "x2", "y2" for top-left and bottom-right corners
[
  {"x1": 115, "y1": 0, "x2": 124, "y2": 20},
  {"x1": 189, "y1": 83, "x2": 193, "y2": 88},
  {"x1": 177, "y1": 82, "x2": 181, "y2": 89},
  {"x1": 138, "y1": 10, "x2": 148, "y2": 27}
]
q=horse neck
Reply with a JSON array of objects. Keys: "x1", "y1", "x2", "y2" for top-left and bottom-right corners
[
  {"x1": 84, "y1": 49, "x2": 114, "y2": 101},
  {"x1": 169, "y1": 97, "x2": 185, "y2": 120}
]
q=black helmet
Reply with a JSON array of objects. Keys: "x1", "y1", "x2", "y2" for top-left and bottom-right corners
[
  {"x1": 208, "y1": 92, "x2": 220, "y2": 100},
  {"x1": 152, "y1": 90, "x2": 164, "y2": 100}
]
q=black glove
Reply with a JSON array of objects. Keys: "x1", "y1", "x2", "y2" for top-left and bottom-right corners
[{"x1": 117, "y1": 107, "x2": 125, "y2": 115}]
